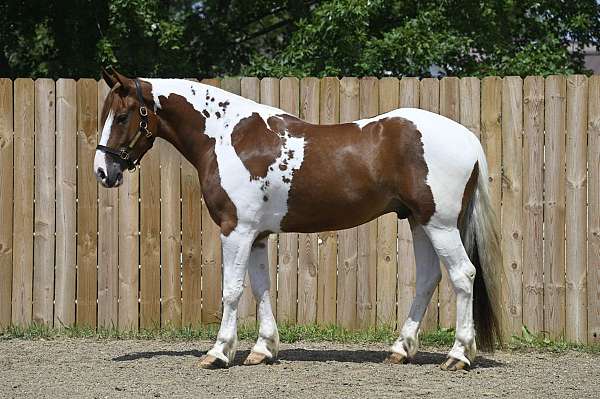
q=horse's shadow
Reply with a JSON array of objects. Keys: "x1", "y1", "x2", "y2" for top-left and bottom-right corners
[{"x1": 111, "y1": 348, "x2": 503, "y2": 369}]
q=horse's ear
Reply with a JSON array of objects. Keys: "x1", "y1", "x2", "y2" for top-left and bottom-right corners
[
  {"x1": 101, "y1": 67, "x2": 118, "y2": 88},
  {"x1": 103, "y1": 66, "x2": 134, "y2": 91}
]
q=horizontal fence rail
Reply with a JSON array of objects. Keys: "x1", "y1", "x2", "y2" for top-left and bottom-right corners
[{"x1": 0, "y1": 76, "x2": 598, "y2": 344}]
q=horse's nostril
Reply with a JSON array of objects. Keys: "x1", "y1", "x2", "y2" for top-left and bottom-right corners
[
  {"x1": 97, "y1": 168, "x2": 106, "y2": 180},
  {"x1": 116, "y1": 172, "x2": 123, "y2": 182}
]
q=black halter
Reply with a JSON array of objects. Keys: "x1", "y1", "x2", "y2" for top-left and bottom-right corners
[{"x1": 96, "y1": 79, "x2": 155, "y2": 171}]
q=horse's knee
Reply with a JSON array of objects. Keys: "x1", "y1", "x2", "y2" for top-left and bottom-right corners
[{"x1": 222, "y1": 282, "x2": 244, "y2": 307}]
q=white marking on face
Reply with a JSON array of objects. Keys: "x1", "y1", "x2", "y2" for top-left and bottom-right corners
[
  {"x1": 142, "y1": 79, "x2": 306, "y2": 232},
  {"x1": 94, "y1": 109, "x2": 114, "y2": 181}
]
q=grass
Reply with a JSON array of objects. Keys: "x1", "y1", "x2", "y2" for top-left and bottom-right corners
[{"x1": 1, "y1": 323, "x2": 599, "y2": 354}]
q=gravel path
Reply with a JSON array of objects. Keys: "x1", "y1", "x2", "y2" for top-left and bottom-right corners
[{"x1": 1, "y1": 338, "x2": 598, "y2": 398}]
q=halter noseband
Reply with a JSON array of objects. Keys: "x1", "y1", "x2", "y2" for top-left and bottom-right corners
[{"x1": 96, "y1": 79, "x2": 155, "y2": 171}]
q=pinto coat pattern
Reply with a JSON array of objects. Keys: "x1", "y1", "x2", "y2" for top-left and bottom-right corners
[{"x1": 95, "y1": 70, "x2": 503, "y2": 371}]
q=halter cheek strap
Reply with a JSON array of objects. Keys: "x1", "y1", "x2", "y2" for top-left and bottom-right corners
[{"x1": 96, "y1": 79, "x2": 155, "y2": 171}]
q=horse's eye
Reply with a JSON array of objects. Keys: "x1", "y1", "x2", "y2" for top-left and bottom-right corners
[{"x1": 115, "y1": 113, "x2": 129, "y2": 124}]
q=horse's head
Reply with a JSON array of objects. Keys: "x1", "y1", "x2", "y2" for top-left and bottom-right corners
[{"x1": 94, "y1": 68, "x2": 157, "y2": 188}]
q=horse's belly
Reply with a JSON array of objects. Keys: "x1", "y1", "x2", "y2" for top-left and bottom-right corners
[{"x1": 279, "y1": 181, "x2": 396, "y2": 233}]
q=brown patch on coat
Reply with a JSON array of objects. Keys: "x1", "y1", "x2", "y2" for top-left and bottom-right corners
[
  {"x1": 231, "y1": 113, "x2": 282, "y2": 180},
  {"x1": 155, "y1": 93, "x2": 238, "y2": 236},
  {"x1": 271, "y1": 115, "x2": 435, "y2": 232}
]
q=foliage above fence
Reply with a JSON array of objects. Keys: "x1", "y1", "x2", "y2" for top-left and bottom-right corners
[{"x1": 0, "y1": 75, "x2": 598, "y2": 346}]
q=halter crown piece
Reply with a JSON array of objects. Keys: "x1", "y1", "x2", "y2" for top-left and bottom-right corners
[{"x1": 96, "y1": 79, "x2": 155, "y2": 171}]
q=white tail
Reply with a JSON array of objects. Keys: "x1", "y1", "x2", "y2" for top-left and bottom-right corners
[{"x1": 459, "y1": 149, "x2": 504, "y2": 350}]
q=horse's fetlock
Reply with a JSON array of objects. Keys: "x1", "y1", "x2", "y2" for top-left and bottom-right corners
[{"x1": 456, "y1": 330, "x2": 475, "y2": 347}]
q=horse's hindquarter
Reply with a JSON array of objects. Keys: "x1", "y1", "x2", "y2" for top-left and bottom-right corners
[{"x1": 394, "y1": 108, "x2": 481, "y2": 226}]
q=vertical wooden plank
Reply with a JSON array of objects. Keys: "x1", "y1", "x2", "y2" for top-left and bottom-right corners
[
  {"x1": 12, "y1": 79, "x2": 34, "y2": 327},
  {"x1": 97, "y1": 81, "x2": 119, "y2": 329},
  {"x1": 33, "y1": 79, "x2": 56, "y2": 326},
  {"x1": 119, "y1": 164, "x2": 139, "y2": 331},
  {"x1": 76, "y1": 78, "x2": 98, "y2": 328},
  {"x1": 481, "y1": 77, "x2": 503, "y2": 336},
  {"x1": 419, "y1": 77, "x2": 440, "y2": 332},
  {"x1": 588, "y1": 76, "x2": 600, "y2": 344},
  {"x1": 200, "y1": 78, "x2": 223, "y2": 324},
  {"x1": 54, "y1": 79, "x2": 77, "y2": 328},
  {"x1": 481, "y1": 77, "x2": 503, "y2": 221},
  {"x1": 180, "y1": 79, "x2": 204, "y2": 328},
  {"x1": 501, "y1": 76, "x2": 523, "y2": 338},
  {"x1": 237, "y1": 77, "x2": 259, "y2": 326},
  {"x1": 565, "y1": 75, "x2": 588, "y2": 343},
  {"x1": 140, "y1": 133, "x2": 161, "y2": 329},
  {"x1": 337, "y1": 77, "x2": 359, "y2": 329},
  {"x1": 397, "y1": 77, "x2": 419, "y2": 328},
  {"x1": 277, "y1": 77, "x2": 299, "y2": 324},
  {"x1": 315, "y1": 77, "x2": 340, "y2": 326},
  {"x1": 0, "y1": 79, "x2": 13, "y2": 328},
  {"x1": 438, "y1": 77, "x2": 459, "y2": 329},
  {"x1": 297, "y1": 77, "x2": 319, "y2": 325},
  {"x1": 459, "y1": 77, "x2": 481, "y2": 139},
  {"x1": 522, "y1": 76, "x2": 544, "y2": 334},
  {"x1": 376, "y1": 77, "x2": 398, "y2": 327},
  {"x1": 277, "y1": 78, "x2": 319, "y2": 324},
  {"x1": 160, "y1": 137, "x2": 182, "y2": 328},
  {"x1": 258, "y1": 77, "x2": 280, "y2": 321},
  {"x1": 544, "y1": 75, "x2": 566, "y2": 339},
  {"x1": 357, "y1": 77, "x2": 378, "y2": 329}
]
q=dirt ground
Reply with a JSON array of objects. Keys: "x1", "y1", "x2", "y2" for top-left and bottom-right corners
[{"x1": 1, "y1": 338, "x2": 598, "y2": 398}]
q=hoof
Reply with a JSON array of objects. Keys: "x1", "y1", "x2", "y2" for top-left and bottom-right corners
[
  {"x1": 243, "y1": 351, "x2": 275, "y2": 366},
  {"x1": 383, "y1": 352, "x2": 407, "y2": 365},
  {"x1": 440, "y1": 357, "x2": 470, "y2": 371},
  {"x1": 198, "y1": 354, "x2": 228, "y2": 369}
]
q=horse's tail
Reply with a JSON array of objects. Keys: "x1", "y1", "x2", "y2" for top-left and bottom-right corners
[{"x1": 459, "y1": 148, "x2": 504, "y2": 351}]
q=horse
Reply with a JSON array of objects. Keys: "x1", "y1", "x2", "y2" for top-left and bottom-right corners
[{"x1": 95, "y1": 68, "x2": 503, "y2": 371}]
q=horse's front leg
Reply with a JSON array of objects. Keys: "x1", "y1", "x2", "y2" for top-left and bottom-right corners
[
  {"x1": 199, "y1": 229, "x2": 255, "y2": 369},
  {"x1": 243, "y1": 237, "x2": 279, "y2": 365}
]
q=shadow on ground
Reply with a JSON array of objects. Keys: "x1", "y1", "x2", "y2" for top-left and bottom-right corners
[{"x1": 112, "y1": 348, "x2": 503, "y2": 369}]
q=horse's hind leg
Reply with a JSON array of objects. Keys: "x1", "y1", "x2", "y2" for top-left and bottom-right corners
[
  {"x1": 386, "y1": 222, "x2": 441, "y2": 364},
  {"x1": 423, "y1": 224, "x2": 476, "y2": 371},
  {"x1": 243, "y1": 237, "x2": 279, "y2": 365}
]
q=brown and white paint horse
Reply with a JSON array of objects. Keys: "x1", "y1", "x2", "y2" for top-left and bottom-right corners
[{"x1": 95, "y1": 69, "x2": 503, "y2": 371}]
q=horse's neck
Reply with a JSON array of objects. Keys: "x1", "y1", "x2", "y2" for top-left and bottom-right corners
[{"x1": 148, "y1": 78, "x2": 284, "y2": 174}]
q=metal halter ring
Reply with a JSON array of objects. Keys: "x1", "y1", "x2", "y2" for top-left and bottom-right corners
[
  {"x1": 139, "y1": 120, "x2": 148, "y2": 129},
  {"x1": 139, "y1": 106, "x2": 148, "y2": 117},
  {"x1": 119, "y1": 148, "x2": 130, "y2": 160}
]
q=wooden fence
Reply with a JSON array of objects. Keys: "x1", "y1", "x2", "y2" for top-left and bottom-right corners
[{"x1": 0, "y1": 76, "x2": 598, "y2": 344}]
